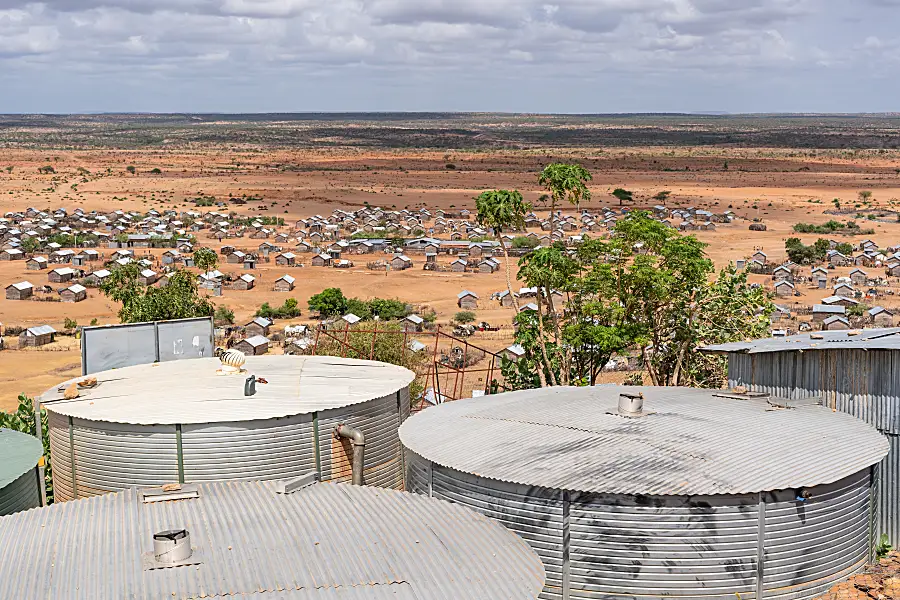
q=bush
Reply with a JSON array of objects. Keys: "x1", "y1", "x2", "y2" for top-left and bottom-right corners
[
  {"x1": 214, "y1": 306, "x2": 235, "y2": 325},
  {"x1": 256, "y1": 298, "x2": 301, "y2": 319},
  {"x1": 0, "y1": 394, "x2": 52, "y2": 503},
  {"x1": 511, "y1": 236, "x2": 539, "y2": 249},
  {"x1": 63, "y1": 318, "x2": 78, "y2": 330},
  {"x1": 454, "y1": 311, "x2": 476, "y2": 324}
]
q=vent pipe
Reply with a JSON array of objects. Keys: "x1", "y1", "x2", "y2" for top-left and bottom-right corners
[
  {"x1": 334, "y1": 424, "x2": 366, "y2": 486},
  {"x1": 153, "y1": 529, "x2": 192, "y2": 564},
  {"x1": 618, "y1": 392, "x2": 645, "y2": 417}
]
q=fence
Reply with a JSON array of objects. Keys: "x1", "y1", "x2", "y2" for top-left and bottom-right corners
[{"x1": 309, "y1": 324, "x2": 511, "y2": 410}]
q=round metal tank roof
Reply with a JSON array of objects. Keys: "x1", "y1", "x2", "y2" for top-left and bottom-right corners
[
  {"x1": 41, "y1": 355, "x2": 415, "y2": 425},
  {"x1": 0, "y1": 480, "x2": 546, "y2": 599},
  {"x1": 0, "y1": 428, "x2": 42, "y2": 489},
  {"x1": 400, "y1": 385, "x2": 889, "y2": 496}
]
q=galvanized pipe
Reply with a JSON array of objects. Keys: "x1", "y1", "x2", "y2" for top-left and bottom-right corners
[{"x1": 334, "y1": 424, "x2": 366, "y2": 486}]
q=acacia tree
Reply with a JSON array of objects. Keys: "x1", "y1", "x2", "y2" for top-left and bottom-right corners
[
  {"x1": 538, "y1": 163, "x2": 592, "y2": 233},
  {"x1": 476, "y1": 189, "x2": 531, "y2": 314},
  {"x1": 612, "y1": 188, "x2": 633, "y2": 206},
  {"x1": 100, "y1": 264, "x2": 214, "y2": 323},
  {"x1": 503, "y1": 212, "x2": 773, "y2": 389},
  {"x1": 653, "y1": 190, "x2": 671, "y2": 205}
]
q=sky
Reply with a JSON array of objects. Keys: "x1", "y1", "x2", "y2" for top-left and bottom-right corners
[{"x1": 0, "y1": 0, "x2": 898, "y2": 113}]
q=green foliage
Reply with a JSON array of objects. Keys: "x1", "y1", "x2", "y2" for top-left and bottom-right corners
[
  {"x1": 454, "y1": 311, "x2": 476, "y2": 324},
  {"x1": 785, "y1": 237, "x2": 829, "y2": 264},
  {"x1": 792, "y1": 220, "x2": 871, "y2": 235},
  {"x1": 0, "y1": 394, "x2": 52, "y2": 503},
  {"x1": 835, "y1": 242, "x2": 854, "y2": 255},
  {"x1": 859, "y1": 190, "x2": 873, "y2": 203},
  {"x1": 876, "y1": 533, "x2": 893, "y2": 560},
  {"x1": 475, "y1": 190, "x2": 531, "y2": 235},
  {"x1": 89, "y1": 318, "x2": 98, "y2": 326},
  {"x1": 538, "y1": 163, "x2": 593, "y2": 216},
  {"x1": 193, "y1": 196, "x2": 216, "y2": 207},
  {"x1": 149, "y1": 168, "x2": 162, "y2": 174},
  {"x1": 48, "y1": 232, "x2": 99, "y2": 247},
  {"x1": 38, "y1": 165, "x2": 55, "y2": 174},
  {"x1": 511, "y1": 236, "x2": 539, "y2": 249},
  {"x1": 308, "y1": 287, "x2": 349, "y2": 317},
  {"x1": 63, "y1": 317, "x2": 78, "y2": 330},
  {"x1": 214, "y1": 305, "x2": 235, "y2": 325},
  {"x1": 445, "y1": 163, "x2": 456, "y2": 170},
  {"x1": 193, "y1": 247, "x2": 218, "y2": 273},
  {"x1": 652, "y1": 190, "x2": 671, "y2": 203},
  {"x1": 611, "y1": 188, "x2": 633, "y2": 206},
  {"x1": 126, "y1": 165, "x2": 136, "y2": 174},
  {"x1": 256, "y1": 298, "x2": 301, "y2": 319},
  {"x1": 504, "y1": 212, "x2": 774, "y2": 389},
  {"x1": 20, "y1": 236, "x2": 41, "y2": 253},
  {"x1": 99, "y1": 264, "x2": 214, "y2": 323}
]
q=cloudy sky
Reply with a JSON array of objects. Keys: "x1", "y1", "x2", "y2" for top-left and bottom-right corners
[{"x1": 0, "y1": 0, "x2": 896, "y2": 113}]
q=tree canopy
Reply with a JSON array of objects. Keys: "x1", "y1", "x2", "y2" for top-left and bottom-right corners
[
  {"x1": 308, "y1": 287, "x2": 349, "y2": 317},
  {"x1": 503, "y1": 211, "x2": 774, "y2": 389},
  {"x1": 538, "y1": 163, "x2": 592, "y2": 230},
  {"x1": 99, "y1": 264, "x2": 214, "y2": 323},
  {"x1": 193, "y1": 247, "x2": 218, "y2": 273}
]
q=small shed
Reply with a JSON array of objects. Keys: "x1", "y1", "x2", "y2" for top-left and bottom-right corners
[
  {"x1": 812, "y1": 304, "x2": 845, "y2": 323},
  {"x1": 59, "y1": 284, "x2": 87, "y2": 303},
  {"x1": 869, "y1": 307, "x2": 895, "y2": 327},
  {"x1": 833, "y1": 283, "x2": 855, "y2": 298},
  {"x1": 311, "y1": 253, "x2": 332, "y2": 267},
  {"x1": 245, "y1": 317, "x2": 273, "y2": 338},
  {"x1": 0, "y1": 249, "x2": 24, "y2": 261},
  {"x1": 850, "y1": 269, "x2": 868, "y2": 285},
  {"x1": 48, "y1": 267, "x2": 76, "y2": 284},
  {"x1": 391, "y1": 255, "x2": 413, "y2": 270},
  {"x1": 503, "y1": 344, "x2": 526, "y2": 362},
  {"x1": 457, "y1": 290, "x2": 478, "y2": 310},
  {"x1": 5, "y1": 281, "x2": 33, "y2": 300},
  {"x1": 822, "y1": 315, "x2": 851, "y2": 331},
  {"x1": 275, "y1": 252, "x2": 296, "y2": 267},
  {"x1": 274, "y1": 275, "x2": 295, "y2": 292},
  {"x1": 19, "y1": 325, "x2": 56, "y2": 348},
  {"x1": 233, "y1": 335, "x2": 269, "y2": 356},
  {"x1": 402, "y1": 314, "x2": 424, "y2": 333},
  {"x1": 233, "y1": 274, "x2": 255, "y2": 291},
  {"x1": 137, "y1": 269, "x2": 158, "y2": 286},
  {"x1": 450, "y1": 259, "x2": 467, "y2": 273},
  {"x1": 26, "y1": 256, "x2": 48, "y2": 271},
  {"x1": 774, "y1": 280, "x2": 794, "y2": 297}
]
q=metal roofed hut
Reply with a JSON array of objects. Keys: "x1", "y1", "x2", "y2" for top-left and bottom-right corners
[
  {"x1": 41, "y1": 355, "x2": 415, "y2": 502},
  {"x1": 0, "y1": 480, "x2": 546, "y2": 600},
  {"x1": 400, "y1": 385, "x2": 888, "y2": 600},
  {"x1": 0, "y1": 428, "x2": 43, "y2": 515},
  {"x1": 703, "y1": 327, "x2": 900, "y2": 545}
]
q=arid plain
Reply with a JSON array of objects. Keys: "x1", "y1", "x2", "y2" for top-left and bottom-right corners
[{"x1": 3, "y1": 114, "x2": 900, "y2": 410}]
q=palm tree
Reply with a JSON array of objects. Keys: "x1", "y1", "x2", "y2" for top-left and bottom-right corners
[
  {"x1": 538, "y1": 163, "x2": 592, "y2": 233},
  {"x1": 476, "y1": 189, "x2": 531, "y2": 313}
]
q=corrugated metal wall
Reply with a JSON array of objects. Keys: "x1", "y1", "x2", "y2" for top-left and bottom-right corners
[
  {"x1": 49, "y1": 390, "x2": 408, "y2": 501},
  {"x1": 728, "y1": 350, "x2": 900, "y2": 543},
  {"x1": 406, "y1": 450, "x2": 874, "y2": 600},
  {"x1": 0, "y1": 470, "x2": 41, "y2": 516}
]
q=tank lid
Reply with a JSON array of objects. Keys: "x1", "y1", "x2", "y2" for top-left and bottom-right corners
[
  {"x1": 400, "y1": 385, "x2": 889, "y2": 496},
  {"x1": 39, "y1": 356, "x2": 415, "y2": 425},
  {"x1": 0, "y1": 428, "x2": 43, "y2": 490}
]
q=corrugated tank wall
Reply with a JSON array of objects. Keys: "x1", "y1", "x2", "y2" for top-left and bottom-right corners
[
  {"x1": 48, "y1": 388, "x2": 409, "y2": 501},
  {"x1": 728, "y1": 350, "x2": 900, "y2": 544},
  {"x1": 318, "y1": 391, "x2": 404, "y2": 490},
  {"x1": 0, "y1": 470, "x2": 41, "y2": 516},
  {"x1": 406, "y1": 449, "x2": 874, "y2": 600}
]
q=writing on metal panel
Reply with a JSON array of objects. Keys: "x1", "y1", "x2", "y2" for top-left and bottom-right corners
[{"x1": 81, "y1": 317, "x2": 214, "y2": 375}]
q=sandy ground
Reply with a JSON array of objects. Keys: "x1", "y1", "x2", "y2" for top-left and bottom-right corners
[{"x1": 2, "y1": 146, "x2": 900, "y2": 411}]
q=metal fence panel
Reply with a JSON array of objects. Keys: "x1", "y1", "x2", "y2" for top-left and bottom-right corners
[{"x1": 81, "y1": 317, "x2": 214, "y2": 375}]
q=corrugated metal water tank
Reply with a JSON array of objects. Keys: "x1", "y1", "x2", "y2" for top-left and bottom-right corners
[
  {"x1": 0, "y1": 480, "x2": 546, "y2": 599},
  {"x1": 401, "y1": 386, "x2": 889, "y2": 600},
  {"x1": 703, "y1": 328, "x2": 900, "y2": 544},
  {"x1": 41, "y1": 355, "x2": 414, "y2": 501},
  {"x1": 0, "y1": 428, "x2": 42, "y2": 515}
]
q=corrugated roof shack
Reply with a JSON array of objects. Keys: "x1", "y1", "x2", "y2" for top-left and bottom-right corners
[
  {"x1": 401, "y1": 385, "x2": 888, "y2": 600},
  {"x1": 0, "y1": 429, "x2": 43, "y2": 516},
  {"x1": 704, "y1": 328, "x2": 900, "y2": 544},
  {"x1": 0, "y1": 480, "x2": 546, "y2": 600},
  {"x1": 41, "y1": 355, "x2": 415, "y2": 502}
]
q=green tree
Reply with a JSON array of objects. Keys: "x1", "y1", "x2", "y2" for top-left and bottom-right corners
[
  {"x1": 20, "y1": 236, "x2": 41, "y2": 254},
  {"x1": 214, "y1": 305, "x2": 235, "y2": 325},
  {"x1": 308, "y1": 287, "x2": 348, "y2": 317},
  {"x1": 785, "y1": 237, "x2": 829, "y2": 265},
  {"x1": 100, "y1": 264, "x2": 214, "y2": 323},
  {"x1": 193, "y1": 247, "x2": 218, "y2": 273},
  {"x1": 538, "y1": 163, "x2": 592, "y2": 232},
  {"x1": 0, "y1": 394, "x2": 52, "y2": 503},
  {"x1": 454, "y1": 311, "x2": 476, "y2": 324},
  {"x1": 476, "y1": 189, "x2": 531, "y2": 313},
  {"x1": 859, "y1": 190, "x2": 873, "y2": 204},
  {"x1": 653, "y1": 190, "x2": 671, "y2": 205},
  {"x1": 833, "y1": 198, "x2": 841, "y2": 210},
  {"x1": 511, "y1": 236, "x2": 539, "y2": 249},
  {"x1": 504, "y1": 212, "x2": 773, "y2": 389},
  {"x1": 612, "y1": 188, "x2": 633, "y2": 206},
  {"x1": 126, "y1": 166, "x2": 136, "y2": 175}
]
